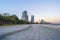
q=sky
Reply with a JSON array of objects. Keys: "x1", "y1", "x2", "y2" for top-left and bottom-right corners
[{"x1": 0, "y1": 0, "x2": 60, "y2": 23}]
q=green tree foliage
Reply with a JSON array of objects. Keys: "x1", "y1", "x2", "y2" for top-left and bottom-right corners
[
  {"x1": 0, "y1": 13, "x2": 29, "y2": 25},
  {"x1": 0, "y1": 14, "x2": 3, "y2": 20}
]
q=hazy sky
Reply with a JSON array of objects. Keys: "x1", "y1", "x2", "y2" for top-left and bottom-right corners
[{"x1": 0, "y1": 0, "x2": 60, "y2": 23}]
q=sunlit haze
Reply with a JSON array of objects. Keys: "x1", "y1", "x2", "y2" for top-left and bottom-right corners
[{"x1": 0, "y1": 0, "x2": 60, "y2": 23}]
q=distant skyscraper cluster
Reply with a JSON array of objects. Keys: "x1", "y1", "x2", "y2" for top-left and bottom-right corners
[
  {"x1": 40, "y1": 19, "x2": 51, "y2": 24},
  {"x1": 21, "y1": 10, "x2": 51, "y2": 24},
  {"x1": 21, "y1": 10, "x2": 34, "y2": 23}
]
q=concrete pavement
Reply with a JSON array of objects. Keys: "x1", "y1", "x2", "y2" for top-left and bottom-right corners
[{"x1": 0, "y1": 24, "x2": 60, "y2": 40}]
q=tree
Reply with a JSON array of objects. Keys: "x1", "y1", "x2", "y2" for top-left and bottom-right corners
[
  {"x1": 11, "y1": 14, "x2": 19, "y2": 20},
  {"x1": 0, "y1": 14, "x2": 3, "y2": 20}
]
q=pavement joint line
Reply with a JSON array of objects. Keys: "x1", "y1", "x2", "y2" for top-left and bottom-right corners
[{"x1": 0, "y1": 25, "x2": 32, "y2": 39}]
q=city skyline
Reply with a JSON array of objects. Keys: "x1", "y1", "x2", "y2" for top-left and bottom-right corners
[{"x1": 0, "y1": 0, "x2": 60, "y2": 23}]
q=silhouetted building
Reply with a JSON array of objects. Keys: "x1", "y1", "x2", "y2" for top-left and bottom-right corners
[
  {"x1": 31, "y1": 15, "x2": 34, "y2": 23},
  {"x1": 22, "y1": 10, "x2": 28, "y2": 22},
  {"x1": 40, "y1": 19, "x2": 51, "y2": 24},
  {"x1": 40, "y1": 19, "x2": 45, "y2": 24}
]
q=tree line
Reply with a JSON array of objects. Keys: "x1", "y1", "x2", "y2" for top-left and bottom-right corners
[{"x1": 0, "y1": 13, "x2": 29, "y2": 25}]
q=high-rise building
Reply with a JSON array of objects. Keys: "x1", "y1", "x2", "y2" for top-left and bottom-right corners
[
  {"x1": 40, "y1": 19, "x2": 45, "y2": 23},
  {"x1": 31, "y1": 15, "x2": 34, "y2": 23},
  {"x1": 22, "y1": 10, "x2": 28, "y2": 21}
]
